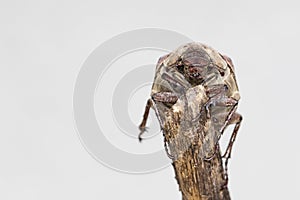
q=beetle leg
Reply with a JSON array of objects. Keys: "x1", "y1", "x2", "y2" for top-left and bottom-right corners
[
  {"x1": 203, "y1": 144, "x2": 220, "y2": 161},
  {"x1": 152, "y1": 92, "x2": 178, "y2": 159},
  {"x1": 202, "y1": 84, "x2": 229, "y2": 118},
  {"x1": 138, "y1": 97, "x2": 166, "y2": 140},
  {"x1": 205, "y1": 84, "x2": 228, "y2": 98},
  {"x1": 205, "y1": 109, "x2": 242, "y2": 187},
  {"x1": 191, "y1": 84, "x2": 227, "y2": 121},
  {"x1": 138, "y1": 99, "x2": 153, "y2": 141},
  {"x1": 138, "y1": 96, "x2": 175, "y2": 159},
  {"x1": 152, "y1": 91, "x2": 178, "y2": 103},
  {"x1": 202, "y1": 96, "x2": 238, "y2": 161},
  {"x1": 222, "y1": 112, "x2": 242, "y2": 185},
  {"x1": 164, "y1": 136, "x2": 174, "y2": 160}
]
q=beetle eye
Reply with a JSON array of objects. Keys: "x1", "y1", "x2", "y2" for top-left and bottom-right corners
[{"x1": 176, "y1": 65, "x2": 184, "y2": 74}]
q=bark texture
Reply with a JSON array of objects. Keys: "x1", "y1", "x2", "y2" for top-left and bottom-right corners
[{"x1": 164, "y1": 109, "x2": 231, "y2": 200}]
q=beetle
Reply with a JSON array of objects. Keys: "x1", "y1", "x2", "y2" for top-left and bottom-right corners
[{"x1": 138, "y1": 42, "x2": 242, "y2": 178}]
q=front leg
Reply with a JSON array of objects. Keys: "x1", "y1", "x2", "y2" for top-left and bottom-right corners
[
  {"x1": 203, "y1": 84, "x2": 234, "y2": 119},
  {"x1": 139, "y1": 91, "x2": 178, "y2": 141},
  {"x1": 152, "y1": 91, "x2": 178, "y2": 103},
  {"x1": 138, "y1": 96, "x2": 169, "y2": 141},
  {"x1": 138, "y1": 99, "x2": 153, "y2": 141},
  {"x1": 138, "y1": 92, "x2": 178, "y2": 159}
]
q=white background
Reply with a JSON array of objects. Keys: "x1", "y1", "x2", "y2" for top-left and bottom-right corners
[{"x1": 1, "y1": 0, "x2": 299, "y2": 199}]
